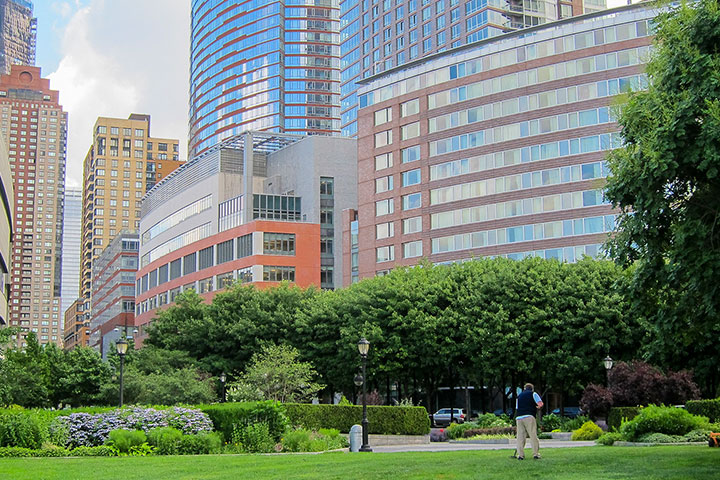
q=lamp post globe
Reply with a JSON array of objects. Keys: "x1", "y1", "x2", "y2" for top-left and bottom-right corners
[
  {"x1": 219, "y1": 372, "x2": 227, "y2": 403},
  {"x1": 116, "y1": 338, "x2": 128, "y2": 407},
  {"x1": 603, "y1": 356, "x2": 614, "y2": 371}
]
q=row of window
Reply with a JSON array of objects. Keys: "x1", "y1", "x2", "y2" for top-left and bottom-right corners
[
  {"x1": 135, "y1": 265, "x2": 296, "y2": 315},
  {"x1": 431, "y1": 189, "x2": 609, "y2": 230},
  {"x1": 429, "y1": 159, "x2": 609, "y2": 206},
  {"x1": 141, "y1": 195, "x2": 212, "y2": 243},
  {"x1": 429, "y1": 46, "x2": 648, "y2": 111},
  {"x1": 428, "y1": 73, "x2": 646, "y2": 133},
  {"x1": 430, "y1": 214, "x2": 616, "y2": 255},
  {"x1": 137, "y1": 233, "x2": 295, "y2": 294},
  {"x1": 359, "y1": 19, "x2": 650, "y2": 108}
]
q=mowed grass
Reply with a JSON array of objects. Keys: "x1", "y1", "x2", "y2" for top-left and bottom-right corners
[{"x1": 0, "y1": 445, "x2": 717, "y2": 480}]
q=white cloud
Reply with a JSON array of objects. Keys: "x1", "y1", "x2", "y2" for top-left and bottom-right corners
[{"x1": 47, "y1": 0, "x2": 190, "y2": 189}]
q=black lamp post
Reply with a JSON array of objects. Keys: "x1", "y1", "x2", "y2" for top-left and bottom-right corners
[
  {"x1": 357, "y1": 337, "x2": 372, "y2": 452},
  {"x1": 116, "y1": 338, "x2": 128, "y2": 407},
  {"x1": 603, "y1": 355, "x2": 614, "y2": 386},
  {"x1": 220, "y1": 372, "x2": 227, "y2": 403}
]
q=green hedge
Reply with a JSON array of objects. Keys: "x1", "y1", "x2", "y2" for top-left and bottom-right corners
[
  {"x1": 198, "y1": 401, "x2": 288, "y2": 442},
  {"x1": 686, "y1": 398, "x2": 720, "y2": 423},
  {"x1": 608, "y1": 406, "x2": 642, "y2": 431},
  {"x1": 283, "y1": 404, "x2": 430, "y2": 435}
]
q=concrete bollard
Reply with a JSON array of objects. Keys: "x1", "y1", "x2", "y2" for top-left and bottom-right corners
[{"x1": 349, "y1": 424, "x2": 362, "y2": 452}]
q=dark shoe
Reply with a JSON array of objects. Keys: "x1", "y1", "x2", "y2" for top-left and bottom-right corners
[
  {"x1": 533, "y1": 455, "x2": 541, "y2": 460},
  {"x1": 509, "y1": 454, "x2": 517, "y2": 459},
  {"x1": 517, "y1": 457, "x2": 524, "y2": 460}
]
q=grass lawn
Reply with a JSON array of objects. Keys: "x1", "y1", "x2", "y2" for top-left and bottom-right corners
[{"x1": 0, "y1": 445, "x2": 716, "y2": 480}]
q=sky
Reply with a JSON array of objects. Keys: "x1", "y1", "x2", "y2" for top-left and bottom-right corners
[{"x1": 33, "y1": 0, "x2": 191, "y2": 189}]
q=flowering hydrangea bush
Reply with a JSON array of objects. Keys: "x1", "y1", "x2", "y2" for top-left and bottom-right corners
[{"x1": 50, "y1": 407, "x2": 214, "y2": 448}]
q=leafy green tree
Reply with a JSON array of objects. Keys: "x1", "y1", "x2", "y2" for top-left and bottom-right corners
[
  {"x1": 604, "y1": 0, "x2": 720, "y2": 395},
  {"x1": 54, "y1": 346, "x2": 112, "y2": 407},
  {"x1": 227, "y1": 344, "x2": 324, "y2": 403}
]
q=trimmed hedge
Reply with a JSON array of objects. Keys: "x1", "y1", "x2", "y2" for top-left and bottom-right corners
[
  {"x1": 283, "y1": 404, "x2": 430, "y2": 435},
  {"x1": 608, "y1": 406, "x2": 642, "y2": 431},
  {"x1": 198, "y1": 401, "x2": 288, "y2": 442},
  {"x1": 686, "y1": 398, "x2": 720, "y2": 423}
]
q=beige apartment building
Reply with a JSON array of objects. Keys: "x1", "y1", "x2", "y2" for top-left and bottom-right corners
[
  {"x1": 80, "y1": 114, "x2": 182, "y2": 304},
  {"x1": 0, "y1": 65, "x2": 67, "y2": 347}
]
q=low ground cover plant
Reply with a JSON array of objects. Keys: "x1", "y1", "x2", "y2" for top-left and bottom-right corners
[
  {"x1": 281, "y1": 428, "x2": 348, "y2": 452},
  {"x1": 571, "y1": 421, "x2": 603, "y2": 441},
  {"x1": 619, "y1": 405, "x2": 709, "y2": 441}
]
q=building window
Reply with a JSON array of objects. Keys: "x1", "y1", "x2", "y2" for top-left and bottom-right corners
[
  {"x1": 375, "y1": 152, "x2": 393, "y2": 171},
  {"x1": 401, "y1": 122, "x2": 420, "y2": 140},
  {"x1": 320, "y1": 238, "x2": 333, "y2": 254},
  {"x1": 320, "y1": 209, "x2": 333, "y2": 225},
  {"x1": 170, "y1": 259, "x2": 181, "y2": 280},
  {"x1": 402, "y1": 145, "x2": 421, "y2": 163},
  {"x1": 375, "y1": 129, "x2": 393, "y2": 148},
  {"x1": 216, "y1": 239, "x2": 234, "y2": 264},
  {"x1": 320, "y1": 177, "x2": 334, "y2": 195},
  {"x1": 374, "y1": 107, "x2": 392, "y2": 125},
  {"x1": 376, "y1": 221, "x2": 395, "y2": 239},
  {"x1": 403, "y1": 216, "x2": 423, "y2": 234},
  {"x1": 149, "y1": 269, "x2": 157, "y2": 289},
  {"x1": 403, "y1": 192, "x2": 422, "y2": 210},
  {"x1": 237, "y1": 267, "x2": 253, "y2": 283},
  {"x1": 263, "y1": 233, "x2": 296, "y2": 256},
  {"x1": 401, "y1": 99, "x2": 420, "y2": 117},
  {"x1": 199, "y1": 277, "x2": 213, "y2": 293},
  {"x1": 198, "y1": 246, "x2": 214, "y2": 270},
  {"x1": 402, "y1": 168, "x2": 422, "y2": 186},
  {"x1": 376, "y1": 245, "x2": 395, "y2": 262},
  {"x1": 376, "y1": 198, "x2": 394, "y2": 216},
  {"x1": 158, "y1": 264, "x2": 169, "y2": 285},
  {"x1": 183, "y1": 252, "x2": 196, "y2": 275},
  {"x1": 169, "y1": 287, "x2": 181, "y2": 302},
  {"x1": 320, "y1": 266, "x2": 333, "y2": 287},
  {"x1": 216, "y1": 272, "x2": 234, "y2": 289},
  {"x1": 263, "y1": 266, "x2": 295, "y2": 282},
  {"x1": 237, "y1": 234, "x2": 253, "y2": 258},
  {"x1": 403, "y1": 240, "x2": 423, "y2": 258},
  {"x1": 376, "y1": 175, "x2": 394, "y2": 193}
]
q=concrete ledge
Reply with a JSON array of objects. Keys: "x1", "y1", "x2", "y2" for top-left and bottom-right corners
[
  {"x1": 450, "y1": 438, "x2": 511, "y2": 444},
  {"x1": 549, "y1": 432, "x2": 573, "y2": 440},
  {"x1": 342, "y1": 434, "x2": 430, "y2": 445}
]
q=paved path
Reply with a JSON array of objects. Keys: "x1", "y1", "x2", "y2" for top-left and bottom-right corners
[{"x1": 371, "y1": 440, "x2": 596, "y2": 453}]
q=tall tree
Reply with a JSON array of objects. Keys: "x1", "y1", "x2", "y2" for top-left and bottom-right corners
[{"x1": 604, "y1": 0, "x2": 720, "y2": 395}]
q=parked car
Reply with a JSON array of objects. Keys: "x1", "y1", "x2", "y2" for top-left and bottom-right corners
[
  {"x1": 431, "y1": 408, "x2": 466, "y2": 427},
  {"x1": 551, "y1": 406, "x2": 583, "y2": 418}
]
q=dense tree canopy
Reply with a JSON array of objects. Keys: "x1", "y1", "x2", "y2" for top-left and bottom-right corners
[
  {"x1": 604, "y1": 0, "x2": 720, "y2": 394},
  {"x1": 146, "y1": 257, "x2": 646, "y2": 405}
]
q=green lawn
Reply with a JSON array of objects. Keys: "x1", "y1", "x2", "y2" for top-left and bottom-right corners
[{"x1": 0, "y1": 446, "x2": 716, "y2": 480}]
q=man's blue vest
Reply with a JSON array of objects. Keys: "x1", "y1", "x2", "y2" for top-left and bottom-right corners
[{"x1": 516, "y1": 389, "x2": 537, "y2": 417}]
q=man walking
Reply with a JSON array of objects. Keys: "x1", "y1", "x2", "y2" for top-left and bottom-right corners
[{"x1": 512, "y1": 383, "x2": 543, "y2": 460}]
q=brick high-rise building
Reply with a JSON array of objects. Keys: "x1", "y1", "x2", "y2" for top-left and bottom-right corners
[
  {"x1": 0, "y1": 65, "x2": 67, "y2": 347},
  {"x1": 347, "y1": 4, "x2": 652, "y2": 285},
  {"x1": 80, "y1": 114, "x2": 183, "y2": 305},
  {"x1": 0, "y1": 0, "x2": 36, "y2": 75}
]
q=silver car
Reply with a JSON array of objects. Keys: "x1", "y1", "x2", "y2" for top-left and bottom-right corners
[{"x1": 431, "y1": 408, "x2": 466, "y2": 427}]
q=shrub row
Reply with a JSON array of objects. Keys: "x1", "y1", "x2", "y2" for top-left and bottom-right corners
[
  {"x1": 686, "y1": 398, "x2": 720, "y2": 422},
  {"x1": 608, "y1": 406, "x2": 642, "y2": 431},
  {"x1": 283, "y1": 404, "x2": 430, "y2": 435}
]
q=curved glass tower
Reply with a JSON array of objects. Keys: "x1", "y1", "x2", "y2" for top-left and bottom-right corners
[{"x1": 190, "y1": 0, "x2": 341, "y2": 156}]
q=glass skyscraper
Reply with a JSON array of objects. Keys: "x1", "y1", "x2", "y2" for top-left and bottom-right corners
[
  {"x1": 60, "y1": 189, "x2": 82, "y2": 319},
  {"x1": 339, "y1": 0, "x2": 606, "y2": 137},
  {"x1": 189, "y1": 0, "x2": 342, "y2": 157},
  {"x1": 0, "y1": 0, "x2": 36, "y2": 75}
]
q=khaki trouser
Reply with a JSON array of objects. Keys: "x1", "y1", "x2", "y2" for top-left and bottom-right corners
[{"x1": 515, "y1": 415, "x2": 539, "y2": 458}]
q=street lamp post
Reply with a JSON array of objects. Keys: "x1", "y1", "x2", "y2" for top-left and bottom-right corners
[
  {"x1": 357, "y1": 337, "x2": 372, "y2": 452},
  {"x1": 116, "y1": 338, "x2": 128, "y2": 407},
  {"x1": 603, "y1": 355, "x2": 614, "y2": 387},
  {"x1": 220, "y1": 372, "x2": 227, "y2": 403}
]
